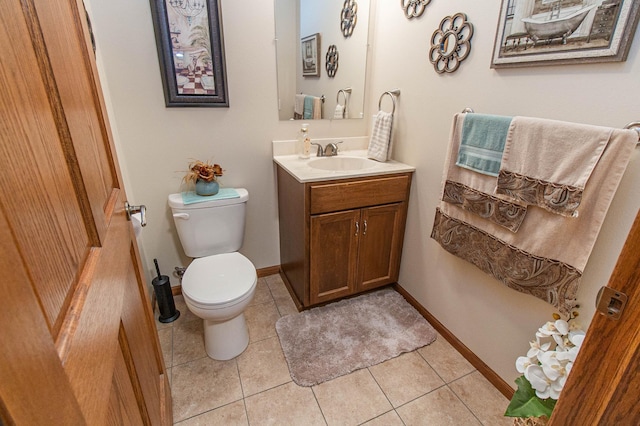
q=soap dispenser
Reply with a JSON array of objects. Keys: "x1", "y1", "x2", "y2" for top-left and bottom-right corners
[{"x1": 298, "y1": 123, "x2": 311, "y2": 159}]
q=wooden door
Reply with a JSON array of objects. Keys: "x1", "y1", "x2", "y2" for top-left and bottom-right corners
[
  {"x1": 549, "y1": 209, "x2": 640, "y2": 424},
  {"x1": 357, "y1": 203, "x2": 404, "y2": 292},
  {"x1": 310, "y1": 210, "x2": 360, "y2": 304},
  {"x1": 0, "y1": 0, "x2": 171, "y2": 424}
]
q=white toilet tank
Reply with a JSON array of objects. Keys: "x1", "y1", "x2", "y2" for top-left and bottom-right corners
[{"x1": 168, "y1": 188, "x2": 249, "y2": 258}]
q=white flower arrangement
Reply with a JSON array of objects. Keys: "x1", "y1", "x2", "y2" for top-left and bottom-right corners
[{"x1": 505, "y1": 311, "x2": 585, "y2": 421}]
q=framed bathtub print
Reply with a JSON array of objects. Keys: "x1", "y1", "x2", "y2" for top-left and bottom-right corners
[
  {"x1": 491, "y1": 0, "x2": 640, "y2": 68},
  {"x1": 301, "y1": 33, "x2": 321, "y2": 77},
  {"x1": 149, "y1": 0, "x2": 229, "y2": 107}
]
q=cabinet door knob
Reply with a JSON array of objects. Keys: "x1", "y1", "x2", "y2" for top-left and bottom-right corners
[
  {"x1": 355, "y1": 221, "x2": 359, "y2": 236},
  {"x1": 363, "y1": 219, "x2": 367, "y2": 235}
]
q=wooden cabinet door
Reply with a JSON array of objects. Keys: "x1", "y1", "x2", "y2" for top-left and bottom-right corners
[
  {"x1": 310, "y1": 210, "x2": 360, "y2": 304},
  {"x1": 357, "y1": 204, "x2": 404, "y2": 292},
  {"x1": 0, "y1": 0, "x2": 170, "y2": 424}
]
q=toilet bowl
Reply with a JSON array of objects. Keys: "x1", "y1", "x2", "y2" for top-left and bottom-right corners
[
  {"x1": 181, "y1": 252, "x2": 257, "y2": 360},
  {"x1": 168, "y1": 188, "x2": 256, "y2": 360}
]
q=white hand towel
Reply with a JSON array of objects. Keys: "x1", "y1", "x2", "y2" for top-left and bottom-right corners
[
  {"x1": 294, "y1": 94, "x2": 305, "y2": 116},
  {"x1": 367, "y1": 111, "x2": 393, "y2": 162},
  {"x1": 333, "y1": 104, "x2": 345, "y2": 119}
]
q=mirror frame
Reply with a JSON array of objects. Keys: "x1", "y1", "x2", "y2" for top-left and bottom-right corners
[{"x1": 149, "y1": 0, "x2": 229, "y2": 107}]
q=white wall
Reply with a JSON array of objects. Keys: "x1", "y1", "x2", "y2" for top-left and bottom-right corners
[{"x1": 87, "y1": 0, "x2": 639, "y2": 387}]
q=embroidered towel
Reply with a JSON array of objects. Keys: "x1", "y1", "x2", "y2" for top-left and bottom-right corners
[
  {"x1": 181, "y1": 188, "x2": 240, "y2": 205},
  {"x1": 432, "y1": 113, "x2": 637, "y2": 314},
  {"x1": 333, "y1": 104, "x2": 345, "y2": 119},
  {"x1": 497, "y1": 116, "x2": 613, "y2": 217},
  {"x1": 456, "y1": 113, "x2": 512, "y2": 176},
  {"x1": 367, "y1": 110, "x2": 393, "y2": 162},
  {"x1": 303, "y1": 96, "x2": 314, "y2": 119}
]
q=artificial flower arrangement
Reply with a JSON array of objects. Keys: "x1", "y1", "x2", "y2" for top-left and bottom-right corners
[
  {"x1": 183, "y1": 159, "x2": 223, "y2": 184},
  {"x1": 183, "y1": 159, "x2": 224, "y2": 196},
  {"x1": 504, "y1": 309, "x2": 585, "y2": 425}
]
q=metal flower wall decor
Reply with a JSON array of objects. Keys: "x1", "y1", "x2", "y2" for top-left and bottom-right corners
[
  {"x1": 429, "y1": 13, "x2": 474, "y2": 74},
  {"x1": 326, "y1": 45, "x2": 339, "y2": 77},
  {"x1": 401, "y1": 0, "x2": 431, "y2": 19},
  {"x1": 341, "y1": 0, "x2": 358, "y2": 37}
]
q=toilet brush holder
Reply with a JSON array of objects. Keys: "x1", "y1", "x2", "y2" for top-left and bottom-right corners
[{"x1": 152, "y1": 259, "x2": 180, "y2": 323}]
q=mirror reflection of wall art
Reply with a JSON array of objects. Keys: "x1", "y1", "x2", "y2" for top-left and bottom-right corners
[
  {"x1": 301, "y1": 33, "x2": 321, "y2": 77},
  {"x1": 402, "y1": 0, "x2": 432, "y2": 19},
  {"x1": 491, "y1": 0, "x2": 640, "y2": 68},
  {"x1": 341, "y1": 0, "x2": 358, "y2": 37},
  {"x1": 429, "y1": 13, "x2": 474, "y2": 74},
  {"x1": 326, "y1": 45, "x2": 339, "y2": 77},
  {"x1": 149, "y1": 0, "x2": 229, "y2": 107}
]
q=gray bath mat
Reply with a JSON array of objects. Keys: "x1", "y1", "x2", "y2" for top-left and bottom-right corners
[{"x1": 275, "y1": 288, "x2": 437, "y2": 386}]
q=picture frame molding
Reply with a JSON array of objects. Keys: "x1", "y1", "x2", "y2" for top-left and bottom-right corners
[
  {"x1": 491, "y1": 0, "x2": 640, "y2": 69},
  {"x1": 149, "y1": 0, "x2": 229, "y2": 107}
]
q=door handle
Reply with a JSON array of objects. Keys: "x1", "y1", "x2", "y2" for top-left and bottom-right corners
[{"x1": 124, "y1": 202, "x2": 147, "y2": 226}]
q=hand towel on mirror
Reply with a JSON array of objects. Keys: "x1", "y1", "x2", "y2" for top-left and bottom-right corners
[
  {"x1": 497, "y1": 116, "x2": 613, "y2": 217},
  {"x1": 456, "y1": 113, "x2": 512, "y2": 176},
  {"x1": 367, "y1": 110, "x2": 393, "y2": 162},
  {"x1": 303, "y1": 96, "x2": 314, "y2": 119},
  {"x1": 333, "y1": 104, "x2": 345, "y2": 119},
  {"x1": 313, "y1": 96, "x2": 323, "y2": 120},
  {"x1": 294, "y1": 94, "x2": 305, "y2": 117}
]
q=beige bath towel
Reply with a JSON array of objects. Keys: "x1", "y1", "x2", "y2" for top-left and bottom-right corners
[
  {"x1": 432, "y1": 113, "x2": 637, "y2": 314},
  {"x1": 313, "y1": 96, "x2": 323, "y2": 120},
  {"x1": 497, "y1": 116, "x2": 613, "y2": 217}
]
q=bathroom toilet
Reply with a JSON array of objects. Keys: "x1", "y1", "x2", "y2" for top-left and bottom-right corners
[{"x1": 168, "y1": 188, "x2": 257, "y2": 360}]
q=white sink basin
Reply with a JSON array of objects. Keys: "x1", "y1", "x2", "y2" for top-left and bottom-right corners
[{"x1": 307, "y1": 156, "x2": 377, "y2": 171}]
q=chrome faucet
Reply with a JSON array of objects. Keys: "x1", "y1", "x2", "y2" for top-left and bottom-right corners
[
  {"x1": 310, "y1": 141, "x2": 343, "y2": 157},
  {"x1": 323, "y1": 141, "x2": 342, "y2": 156}
]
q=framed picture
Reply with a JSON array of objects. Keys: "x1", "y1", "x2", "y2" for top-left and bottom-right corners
[
  {"x1": 149, "y1": 0, "x2": 228, "y2": 107},
  {"x1": 491, "y1": 0, "x2": 640, "y2": 68},
  {"x1": 301, "y1": 33, "x2": 321, "y2": 77}
]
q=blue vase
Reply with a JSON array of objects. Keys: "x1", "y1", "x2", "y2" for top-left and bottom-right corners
[{"x1": 195, "y1": 179, "x2": 219, "y2": 196}]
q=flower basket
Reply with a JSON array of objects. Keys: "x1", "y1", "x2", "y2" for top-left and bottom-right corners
[{"x1": 183, "y1": 159, "x2": 223, "y2": 196}]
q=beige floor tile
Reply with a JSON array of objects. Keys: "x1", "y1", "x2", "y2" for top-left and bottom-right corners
[
  {"x1": 312, "y1": 369, "x2": 392, "y2": 426},
  {"x1": 250, "y1": 278, "x2": 274, "y2": 307},
  {"x1": 237, "y1": 336, "x2": 292, "y2": 396},
  {"x1": 171, "y1": 357, "x2": 243, "y2": 422},
  {"x1": 157, "y1": 327, "x2": 173, "y2": 368},
  {"x1": 172, "y1": 318, "x2": 207, "y2": 366},
  {"x1": 369, "y1": 351, "x2": 445, "y2": 407},
  {"x1": 449, "y1": 371, "x2": 512, "y2": 426},
  {"x1": 361, "y1": 410, "x2": 404, "y2": 425},
  {"x1": 245, "y1": 382, "x2": 325, "y2": 426},
  {"x1": 173, "y1": 295, "x2": 199, "y2": 324},
  {"x1": 245, "y1": 300, "x2": 280, "y2": 343},
  {"x1": 396, "y1": 386, "x2": 481, "y2": 426},
  {"x1": 175, "y1": 400, "x2": 248, "y2": 425},
  {"x1": 266, "y1": 277, "x2": 299, "y2": 317},
  {"x1": 418, "y1": 334, "x2": 475, "y2": 383}
]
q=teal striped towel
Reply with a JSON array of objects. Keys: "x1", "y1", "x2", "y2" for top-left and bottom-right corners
[
  {"x1": 456, "y1": 114, "x2": 512, "y2": 177},
  {"x1": 303, "y1": 96, "x2": 314, "y2": 119},
  {"x1": 181, "y1": 188, "x2": 240, "y2": 205}
]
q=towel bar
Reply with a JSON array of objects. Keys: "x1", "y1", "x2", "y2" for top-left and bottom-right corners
[
  {"x1": 462, "y1": 108, "x2": 640, "y2": 147},
  {"x1": 378, "y1": 89, "x2": 401, "y2": 115}
]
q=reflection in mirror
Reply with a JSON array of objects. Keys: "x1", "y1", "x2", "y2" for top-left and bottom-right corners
[{"x1": 274, "y1": 0, "x2": 370, "y2": 121}]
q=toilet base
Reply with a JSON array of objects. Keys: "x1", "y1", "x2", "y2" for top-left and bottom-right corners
[{"x1": 203, "y1": 313, "x2": 249, "y2": 360}]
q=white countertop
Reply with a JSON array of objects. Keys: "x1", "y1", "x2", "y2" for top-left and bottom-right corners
[{"x1": 273, "y1": 138, "x2": 415, "y2": 183}]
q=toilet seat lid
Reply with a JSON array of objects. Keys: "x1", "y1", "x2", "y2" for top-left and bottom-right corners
[{"x1": 182, "y1": 252, "x2": 257, "y2": 305}]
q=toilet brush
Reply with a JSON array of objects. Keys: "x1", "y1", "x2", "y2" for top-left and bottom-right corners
[{"x1": 152, "y1": 258, "x2": 180, "y2": 323}]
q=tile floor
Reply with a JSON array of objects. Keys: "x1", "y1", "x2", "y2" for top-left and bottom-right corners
[{"x1": 156, "y1": 274, "x2": 512, "y2": 425}]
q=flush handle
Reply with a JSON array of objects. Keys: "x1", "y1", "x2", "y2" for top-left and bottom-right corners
[
  {"x1": 125, "y1": 202, "x2": 146, "y2": 226},
  {"x1": 595, "y1": 286, "x2": 627, "y2": 320},
  {"x1": 173, "y1": 213, "x2": 190, "y2": 220}
]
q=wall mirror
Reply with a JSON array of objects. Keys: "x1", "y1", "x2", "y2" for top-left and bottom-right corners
[{"x1": 274, "y1": 0, "x2": 371, "y2": 121}]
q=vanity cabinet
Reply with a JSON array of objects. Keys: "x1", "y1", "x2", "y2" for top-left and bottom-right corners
[{"x1": 276, "y1": 165, "x2": 413, "y2": 308}]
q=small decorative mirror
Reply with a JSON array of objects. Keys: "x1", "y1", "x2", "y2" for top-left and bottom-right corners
[
  {"x1": 401, "y1": 0, "x2": 431, "y2": 19},
  {"x1": 429, "y1": 13, "x2": 473, "y2": 74},
  {"x1": 326, "y1": 45, "x2": 339, "y2": 78},
  {"x1": 341, "y1": 0, "x2": 358, "y2": 37}
]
